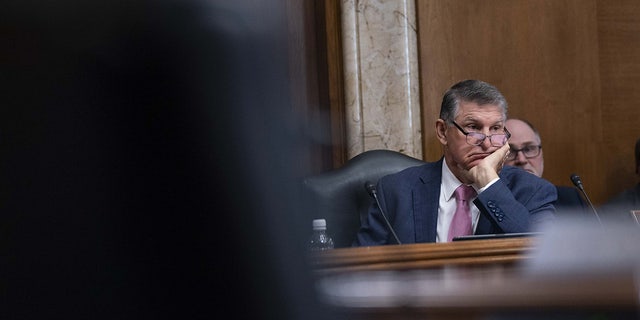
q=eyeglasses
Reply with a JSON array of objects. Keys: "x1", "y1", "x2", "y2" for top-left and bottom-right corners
[
  {"x1": 451, "y1": 121, "x2": 511, "y2": 147},
  {"x1": 505, "y1": 145, "x2": 542, "y2": 161}
]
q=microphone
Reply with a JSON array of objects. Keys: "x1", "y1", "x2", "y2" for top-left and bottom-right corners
[
  {"x1": 364, "y1": 181, "x2": 402, "y2": 244},
  {"x1": 570, "y1": 173, "x2": 601, "y2": 223}
]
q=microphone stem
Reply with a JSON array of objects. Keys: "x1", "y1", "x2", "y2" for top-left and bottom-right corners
[
  {"x1": 580, "y1": 187, "x2": 602, "y2": 224},
  {"x1": 372, "y1": 193, "x2": 402, "y2": 245},
  {"x1": 571, "y1": 174, "x2": 601, "y2": 224}
]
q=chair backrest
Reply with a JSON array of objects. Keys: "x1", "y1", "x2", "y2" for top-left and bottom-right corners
[{"x1": 302, "y1": 149, "x2": 425, "y2": 247}]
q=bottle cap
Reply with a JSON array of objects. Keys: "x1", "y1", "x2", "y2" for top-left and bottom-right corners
[{"x1": 312, "y1": 219, "x2": 326, "y2": 230}]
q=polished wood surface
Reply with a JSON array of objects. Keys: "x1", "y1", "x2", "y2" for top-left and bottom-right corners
[{"x1": 309, "y1": 237, "x2": 535, "y2": 273}]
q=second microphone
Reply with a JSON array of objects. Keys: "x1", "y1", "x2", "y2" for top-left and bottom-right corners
[{"x1": 364, "y1": 181, "x2": 402, "y2": 244}]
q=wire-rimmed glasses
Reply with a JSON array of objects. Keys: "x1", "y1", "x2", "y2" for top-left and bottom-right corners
[
  {"x1": 451, "y1": 121, "x2": 511, "y2": 147},
  {"x1": 505, "y1": 145, "x2": 542, "y2": 161}
]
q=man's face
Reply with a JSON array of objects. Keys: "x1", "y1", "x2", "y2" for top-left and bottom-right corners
[
  {"x1": 503, "y1": 119, "x2": 544, "y2": 177},
  {"x1": 437, "y1": 101, "x2": 507, "y2": 177}
]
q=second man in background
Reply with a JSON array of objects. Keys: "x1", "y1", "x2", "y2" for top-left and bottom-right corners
[{"x1": 504, "y1": 118, "x2": 589, "y2": 215}]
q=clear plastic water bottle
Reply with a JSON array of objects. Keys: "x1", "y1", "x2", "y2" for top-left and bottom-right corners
[{"x1": 308, "y1": 219, "x2": 334, "y2": 251}]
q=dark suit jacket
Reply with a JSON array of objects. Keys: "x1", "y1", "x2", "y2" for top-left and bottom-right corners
[{"x1": 354, "y1": 160, "x2": 557, "y2": 246}]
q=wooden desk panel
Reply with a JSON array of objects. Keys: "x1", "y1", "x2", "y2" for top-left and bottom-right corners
[
  {"x1": 317, "y1": 267, "x2": 639, "y2": 320},
  {"x1": 310, "y1": 237, "x2": 640, "y2": 319},
  {"x1": 309, "y1": 237, "x2": 535, "y2": 273}
]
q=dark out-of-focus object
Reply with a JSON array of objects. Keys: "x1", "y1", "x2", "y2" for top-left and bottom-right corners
[
  {"x1": 598, "y1": 137, "x2": 640, "y2": 220},
  {"x1": 1, "y1": 1, "x2": 332, "y2": 319},
  {"x1": 599, "y1": 184, "x2": 640, "y2": 220},
  {"x1": 525, "y1": 216, "x2": 640, "y2": 276},
  {"x1": 302, "y1": 149, "x2": 425, "y2": 247}
]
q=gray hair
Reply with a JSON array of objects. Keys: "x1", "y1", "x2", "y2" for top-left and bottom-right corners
[{"x1": 439, "y1": 79, "x2": 508, "y2": 123}]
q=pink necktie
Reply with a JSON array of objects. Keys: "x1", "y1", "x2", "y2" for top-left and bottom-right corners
[{"x1": 448, "y1": 184, "x2": 477, "y2": 242}]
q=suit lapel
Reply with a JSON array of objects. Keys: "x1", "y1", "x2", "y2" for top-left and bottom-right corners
[{"x1": 413, "y1": 159, "x2": 443, "y2": 243}]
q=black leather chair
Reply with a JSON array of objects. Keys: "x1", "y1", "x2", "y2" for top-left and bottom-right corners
[{"x1": 302, "y1": 149, "x2": 425, "y2": 247}]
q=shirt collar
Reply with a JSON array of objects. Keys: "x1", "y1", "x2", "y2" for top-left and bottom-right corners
[{"x1": 441, "y1": 160, "x2": 463, "y2": 202}]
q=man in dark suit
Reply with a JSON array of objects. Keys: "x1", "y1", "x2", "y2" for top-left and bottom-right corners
[
  {"x1": 354, "y1": 80, "x2": 557, "y2": 246},
  {"x1": 504, "y1": 118, "x2": 589, "y2": 215}
]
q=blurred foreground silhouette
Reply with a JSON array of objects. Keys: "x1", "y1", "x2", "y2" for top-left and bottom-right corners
[{"x1": 1, "y1": 1, "x2": 333, "y2": 319}]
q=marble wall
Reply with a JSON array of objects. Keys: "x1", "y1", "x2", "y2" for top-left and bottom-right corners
[{"x1": 341, "y1": 0, "x2": 422, "y2": 159}]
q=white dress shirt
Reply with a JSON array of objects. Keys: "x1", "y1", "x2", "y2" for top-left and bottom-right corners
[{"x1": 436, "y1": 161, "x2": 498, "y2": 242}]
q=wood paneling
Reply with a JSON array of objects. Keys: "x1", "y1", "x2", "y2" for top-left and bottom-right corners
[
  {"x1": 286, "y1": 0, "x2": 346, "y2": 175},
  {"x1": 597, "y1": 0, "x2": 640, "y2": 203},
  {"x1": 321, "y1": 0, "x2": 349, "y2": 168},
  {"x1": 417, "y1": 0, "x2": 640, "y2": 205}
]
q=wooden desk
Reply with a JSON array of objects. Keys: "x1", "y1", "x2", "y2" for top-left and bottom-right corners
[
  {"x1": 309, "y1": 238, "x2": 640, "y2": 319},
  {"x1": 309, "y1": 237, "x2": 535, "y2": 274}
]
